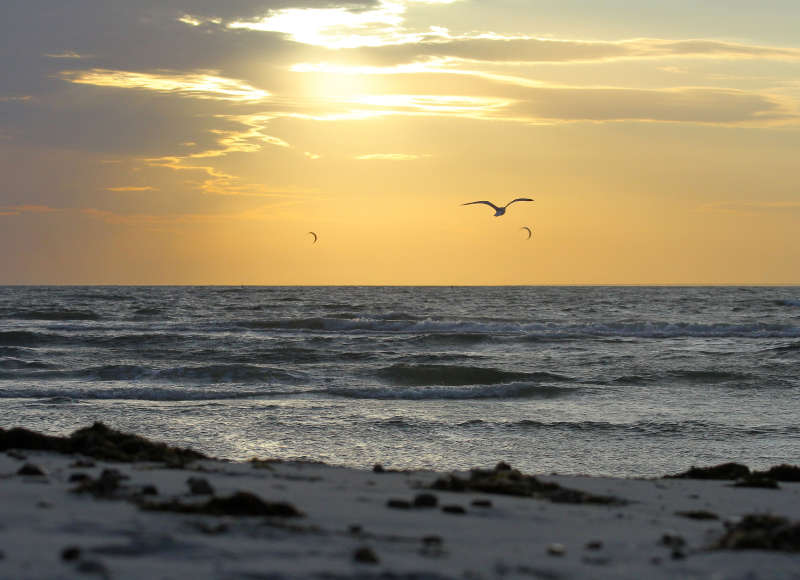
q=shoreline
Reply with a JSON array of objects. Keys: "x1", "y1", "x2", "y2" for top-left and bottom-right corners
[{"x1": 1, "y1": 424, "x2": 799, "y2": 579}]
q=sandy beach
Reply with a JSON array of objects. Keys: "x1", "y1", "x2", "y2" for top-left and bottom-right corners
[{"x1": 1, "y1": 424, "x2": 799, "y2": 579}]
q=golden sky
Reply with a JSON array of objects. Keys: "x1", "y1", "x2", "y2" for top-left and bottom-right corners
[{"x1": 1, "y1": 0, "x2": 799, "y2": 284}]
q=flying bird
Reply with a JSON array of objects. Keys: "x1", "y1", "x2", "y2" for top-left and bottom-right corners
[
  {"x1": 521, "y1": 226, "x2": 532, "y2": 240},
  {"x1": 462, "y1": 197, "x2": 533, "y2": 217},
  {"x1": 308, "y1": 231, "x2": 318, "y2": 243}
]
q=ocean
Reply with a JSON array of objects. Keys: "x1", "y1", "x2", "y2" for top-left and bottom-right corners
[{"x1": 1, "y1": 286, "x2": 798, "y2": 477}]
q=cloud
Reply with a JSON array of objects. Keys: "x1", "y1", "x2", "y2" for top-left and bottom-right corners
[
  {"x1": 0, "y1": 205, "x2": 63, "y2": 216},
  {"x1": 306, "y1": 36, "x2": 800, "y2": 68},
  {"x1": 499, "y1": 86, "x2": 791, "y2": 125},
  {"x1": 60, "y1": 69, "x2": 270, "y2": 102},
  {"x1": 225, "y1": 0, "x2": 449, "y2": 49},
  {"x1": 290, "y1": 84, "x2": 792, "y2": 126},
  {"x1": 106, "y1": 186, "x2": 158, "y2": 192},
  {"x1": 44, "y1": 51, "x2": 90, "y2": 59}
]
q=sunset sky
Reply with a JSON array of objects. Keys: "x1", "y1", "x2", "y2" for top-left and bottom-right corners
[{"x1": 2, "y1": 0, "x2": 799, "y2": 284}]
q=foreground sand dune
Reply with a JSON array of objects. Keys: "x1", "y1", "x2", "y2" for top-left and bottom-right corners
[{"x1": 1, "y1": 424, "x2": 799, "y2": 579}]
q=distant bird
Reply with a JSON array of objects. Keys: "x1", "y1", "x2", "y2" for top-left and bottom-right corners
[
  {"x1": 308, "y1": 231, "x2": 318, "y2": 244},
  {"x1": 462, "y1": 198, "x2": 533, "y2": 217},
  {"x1": 521, "y1": 226, "x2": 532, "y2": 240}
]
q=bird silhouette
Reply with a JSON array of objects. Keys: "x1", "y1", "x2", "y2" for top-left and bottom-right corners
[
  {"x1": 462, "y1": 198, "x2": 533, "y2": 217},
  {"x1": 308, "y1": 231, "x2": 318, "y2": 243}
]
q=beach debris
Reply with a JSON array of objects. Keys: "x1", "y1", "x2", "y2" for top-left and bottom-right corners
[
  {"x1": 675, "y1": 510, "x2": 719, "y2": 520},
  {"x1": 666, "y1": 462, "x2": 750, "y2": 480},
  {"x1": 61, "y1": 546, "x2": 82, "y2": 561},
  {"x1": 413, "y1": 493, "x2": 438, "y2": 508},
  {"x1": 547, "y1": 543, "x2": 566, "y2": 556},
  {"x1": 386, "y1": 499, "x2": 412, "y2": 509},
  {"x1": 471, "y1": 498, "x2": 492, "y2": 508},
  {"x1": 660, "y1": 533, "x2": 686, "y2": 559},
  {"x1": 441, "y1": 505, "x2": 466, "y2": 515},
  {"x1": 353, "y1": 546, "x2": 379, "y2": 564},
  {"x1": 73, "y1": 468, "x2": 128, "y2": 498},
  {"x1": 733, "y1": 475, "x2": 779, "y2": 489},
  {"x1": 140, "y1": 484, "x2": 158, "y2": 496},
  {"x1": 753, "y1": 464, "x2": 800, "y2": 481},
  {"x1": 17, "y1": 463, "x2": 46, "y2": 476},
  {"x1": 585, "y1": 540, "x2": 603, "y2": 550},
  {"x1": 0, "y1": 422, "x2": 206, "y2": 465},
  {"x1": 430, "y1": 463, "x2": 624, "y2": 504},
  {"x1": 713, "y1": 514, "x2": 800, "y2": 552},
  {"x1": 141, "y1": 491, "x2": 303, "y2": 517},
  {"x1": 187, "y1": 476, "x2": 214, "y2": 495}
]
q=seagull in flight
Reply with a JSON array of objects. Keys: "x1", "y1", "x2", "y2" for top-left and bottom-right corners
[
  {"x1": 308, "y1": 231, "x2": 318, "y2": 243},
  {"x1": 462, "y1": 197, "x2": 533, "y2": 217},
  {"x1": 521, "y1": 226, "x2": 532, "y2": 240}
]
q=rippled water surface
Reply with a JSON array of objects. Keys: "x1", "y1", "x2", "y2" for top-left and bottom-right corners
[{"x1": 2, "y1": 286, "x2": 799, "y2": 476}]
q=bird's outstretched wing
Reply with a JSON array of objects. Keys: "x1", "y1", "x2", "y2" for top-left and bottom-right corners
[
  {"x1": 504, "y1": 197, "x2": 534, "y2": 207},
  {"x1": 462, "y1": 200, "x2": 501, "y2": 211}
]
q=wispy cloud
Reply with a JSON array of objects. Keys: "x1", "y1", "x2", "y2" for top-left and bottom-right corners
[
  {"x1": 0, "y1": 205, "x2": 64, "y2": 217},
  {"x1": 44, "y1": 51, "x2": 90, "y2": 59},
  {"x1": 106, "y1": 186, "x2": 157, "y2": 192},
  {"x1": 60, "y1": 69, "x2": 270, "y2": 102}
]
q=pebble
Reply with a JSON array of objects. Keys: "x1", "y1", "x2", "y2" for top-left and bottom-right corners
[
  {"x1": 17, "y1": 463, "x2": 45, "y2": 476},
  {"x1": 471, "y1": 499, "x2": 492, "y2": 508},
  {"x1": 413, "y1": 493, "x2": 438, "y2": 508},
  {"x1": 61, "y1": 546, "x2": 82, "y2": 561},
  {"x1": 422, "y1": 535, "x2": 443, "y2": 546},
  {"x1": 141, "y1": 484, "x2": 158, "y2": 496},
  {"x1": 187, "y1": 476, "x2": 214, "y2": 495},
  {"x1": 547, "y1": 543, "x2": 566, "y2": 556},
  {"x1": 353, "y1": 546, "x2": 379, "y2": 564},
  {"x1": 386, "y1": 499, "x2": 411, "y2": 509},
  {"x1": 441, "y1": 505, "x2": 466, "y2": 515}
]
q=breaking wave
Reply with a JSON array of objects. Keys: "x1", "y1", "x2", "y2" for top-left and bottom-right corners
[
  {"x1": 322, "y1": 382, "x2": 574, "y2": 400},
  {"x1": 234, "y1": 317, "x2": 800, "y2": 339},
  {"x1": 373, "y1": 364, "x2": 570, "y2": 386}
]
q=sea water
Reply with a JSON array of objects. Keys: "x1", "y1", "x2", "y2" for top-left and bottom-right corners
[{"x1": 1, "y1": 286, "x2": 798, "y2": 477}]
